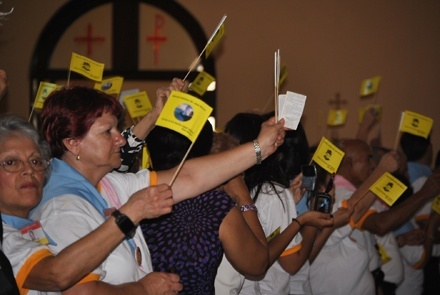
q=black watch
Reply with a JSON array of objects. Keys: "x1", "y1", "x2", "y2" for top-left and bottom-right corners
[{"x1": 111, "y1": 210, "x2": 137, "y2": 238}]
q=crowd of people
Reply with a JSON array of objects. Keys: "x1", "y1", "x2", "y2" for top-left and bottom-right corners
[{"x1": 0, "y1": 68, "x2": 439, "y2": 295}]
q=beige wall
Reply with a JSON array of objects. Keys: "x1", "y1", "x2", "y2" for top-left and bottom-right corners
[{"x1": 1, "y1": 0, "x2": 440, "y2": 161}]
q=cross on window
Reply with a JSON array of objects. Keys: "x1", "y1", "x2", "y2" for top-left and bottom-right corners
[
  {"x1": 147, "y1": 14, "x2": 168, "y2": 65},
  {"x1": 74, "y1": 23, "x2": 105, "y2": 56},
  {"x1": 328, "y1": 92, "x2": 347, "y2": 110}
]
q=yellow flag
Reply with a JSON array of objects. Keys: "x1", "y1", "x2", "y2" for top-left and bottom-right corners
[
  {"x1": 312, "y1": 137, "x2": 345, "y2": 174},
  {"x1": 327, "y1": 109, "x2": 348, "y2": 126},
  {"x1": 190, "y1": 71, "x2": 215, "y2": 96},
  {"x1": 69, "y1": 52, "x2": 104, "y2": 82},
  {"x1": 156, "y1": 91, "x2": 213, "y2": 142},
  {"x1": 399, "y1": 110, "x2": 433, "y2": 139},
  {"x1": 358, "y1": 105, "x2": 382, "y2": 123},
  {"x1": 205, "y1": 15, "x2": 227, "y2": 58},
  {"x1": 33, "y1": 82, "x2": 60, "y2": 110},
  {"x1": 141, "y1": 146, "x2": 150, "y2": 169},
  {"x1": 360, "y1": 76, "x2": 381, "y2": 96},
  {"x1": 432, "y1": 195, "x2": 440, "y2": 215},
  {"x1": 123, "y1": 91, "x2": 153, "y2": 120},
  {"x1": 369, "y1": 172, "x2": 407, "y2": 206},
  {"x1": 94, "y1": 76, "x2": 124, "y2": 95}
]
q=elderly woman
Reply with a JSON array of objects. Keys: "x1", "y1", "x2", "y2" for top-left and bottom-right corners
[
  {"x1": 0, "y1": 114, "x2": 182, "y2": 295},
  {"x1": 34, "y1": 85, "x2": 285, "y2": 294}
]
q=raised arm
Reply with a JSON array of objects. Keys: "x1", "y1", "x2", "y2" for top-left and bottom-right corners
[
  {"x1": 130, "y1": 78, "x2": 187, "y2": 140},
  {"x1": 157, "y1": 118, "x2": 286, "y2": 202},
  {"x1": 363, "y1": 172, "x2": 440, "y2": 236}
]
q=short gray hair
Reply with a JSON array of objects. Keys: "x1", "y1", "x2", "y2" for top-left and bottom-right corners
[{"x1": 0, "y1": 114, "x2": 51, "y2": 179}]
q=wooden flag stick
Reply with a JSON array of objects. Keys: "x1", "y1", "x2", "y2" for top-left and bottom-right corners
[
  {"x1": 168, "y1": 141, "x2": 195, "y2": 187},
  {"x1": 28, "y1": 106, "x2": 35, "y2": 122},
  {"x1": 182, "y1": 15, "x2": 227, "y2": 82},
  {"x1": 67, "y1": 70, "x2": 71, "y2": 87},
  {"x1": 274, "y1": 50, "x2": 280, "y2": 122},
  {"x1": 183, "y1": 53, "x2": 204, "y2": 82}
]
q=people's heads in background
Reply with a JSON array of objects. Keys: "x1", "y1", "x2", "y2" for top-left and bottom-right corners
[
  {"x1": 337, "y1": 139, "x2": 376, "y2": 188},
  {"x1": 145, "y1": 121, "x2": 213, "y2": 171},
  {"x1": 225, "y1": 111, "x2": 311, "y2": 197},
  {"x1": 261, "y1": 111, "x2": 311, "y2": 176},
  {"x1": 400, "y1": 132, "x2": 432, "y2": 164},
  {"x1": 41, "y1": 86, "x2": 123, "y2": 159},
  {"x1": 224, "y1": 112, "x2": 264, "y2": 144},
  {"x1": 210, "y1": 132, "x2": 239, "y2": 155}
]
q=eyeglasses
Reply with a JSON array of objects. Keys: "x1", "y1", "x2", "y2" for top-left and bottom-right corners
[{"x1": 0, "y1": 158, "x2": 50, "y2": 173}]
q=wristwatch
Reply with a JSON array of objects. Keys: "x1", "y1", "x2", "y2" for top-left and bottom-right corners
[{"x1": 111, "y1": 210, "x2": 137, "y2": 238}]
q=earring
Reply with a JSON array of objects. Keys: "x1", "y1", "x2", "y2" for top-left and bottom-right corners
[{"x1": 76, "y1": 154, "x2": 80, "y2": 161}]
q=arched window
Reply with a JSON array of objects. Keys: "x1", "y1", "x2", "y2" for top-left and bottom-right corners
[{"x1": 30, "y1": 0, "x2": 216, "y2": 124}]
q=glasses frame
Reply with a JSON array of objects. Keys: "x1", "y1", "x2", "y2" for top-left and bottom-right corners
[{"x1": 0, "y1": 158, "x2": 51, "y2": 173}]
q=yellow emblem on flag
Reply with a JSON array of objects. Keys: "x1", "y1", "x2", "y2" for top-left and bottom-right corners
[
  {"x1": 327, "y1": 109, "x2": 348, "y2": 126},
  {"x1": 370, "y1": 172, "x2": 407, "y2": 206},
  {"x1": 358, "y1": 105, "x2": 382, "y2": 123},
  {"x1": 360, "y1": 76, "x2": 381, "y2": 96},
  {"x1": 123, "y1": 91, "x2": 153, "y2": 120},
  {"x1": 312, "y1": 137, "x2": 345, "y2": 174},
  {"x1": 190, "y1": 71, "x2": 215, "y2": 96},
  {"x1": 69, "y1": 52, "x2": 104, "y2": 82},
  {"x1": 94, "y1": 76, "x2": 124, "y2": 95},
  {"x1": 33, "y1": 82, "x2": 60, "y2": 110},
  {"x1": 141, "y1": 146, "x2": 150, "y2": 169},
  {"x1": 156, "y1": 91, "x2": 213, "y2": 142},
  {"x1": 205, "y1": 16, "x2": 227, "y2": 58},
  {"x1": 399, "y1": 110, "x2": 433, "y2": 139},
  {"x1": 432, "y1": 195, "x2": 440, "y2": 215}
]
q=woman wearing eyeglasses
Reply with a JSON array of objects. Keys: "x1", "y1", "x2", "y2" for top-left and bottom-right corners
[{"x1": 0, "y1": 114, "x2": 182, "y2": 295}]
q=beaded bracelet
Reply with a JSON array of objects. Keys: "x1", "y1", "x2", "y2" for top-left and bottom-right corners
[
  {"x1": 292, "y1": 217, "x2": 303, "y2": 230},
  {"x1": 239, "y1": 204, "x2": 258, "y2": 212}
]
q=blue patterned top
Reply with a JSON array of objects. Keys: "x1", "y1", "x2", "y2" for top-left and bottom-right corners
[{"x1": 141, "y1": 189, "x2": 235, "y2": 295}]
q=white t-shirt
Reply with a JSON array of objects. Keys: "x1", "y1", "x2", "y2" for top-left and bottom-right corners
[
  {"x1": 309, "y1": 185, "x2": 375, "y2": 295},
  {"x1": 240, "y1": 183, "x2": 302, "y2": 295},
  {"x1": 372, "y1": 200, "x2": 404, "y2": 285},
  {"x1": 214, "y1": 254, "x2": 245, "y2": 295},
  {"x1": 2, "y1": 222, "x2": 57, "y2": 295},
  {"x1": 31, "y1": 170, "x2": 153, "y2": 286}
]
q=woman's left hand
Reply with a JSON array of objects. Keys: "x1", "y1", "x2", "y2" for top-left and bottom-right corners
[
  {"x1": 289, "y1": 173, "x2": 306, "y2": 204},
  {"x1": 155, "y1": 78, "x2": 188, "y2": 112}
]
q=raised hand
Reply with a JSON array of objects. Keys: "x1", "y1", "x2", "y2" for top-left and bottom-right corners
[{"x1": 256, "y1": 117, "x2": 286, "y2": 159}]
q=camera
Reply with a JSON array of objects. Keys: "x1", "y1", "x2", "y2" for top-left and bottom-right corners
[
  {"x1": 301, "y1": 165, "x2": 317, "y2": 191},
  {"x1": 312, "y1": 192, "x2": 333, "y2": 213}
]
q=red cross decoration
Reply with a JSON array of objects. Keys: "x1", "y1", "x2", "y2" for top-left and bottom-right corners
[
  {"x1": 147, "y1": 14, "x2": 168, "y2": 65},
  {"x1": 74, "y1": 23, "x2": 105, "y2": 56}
]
